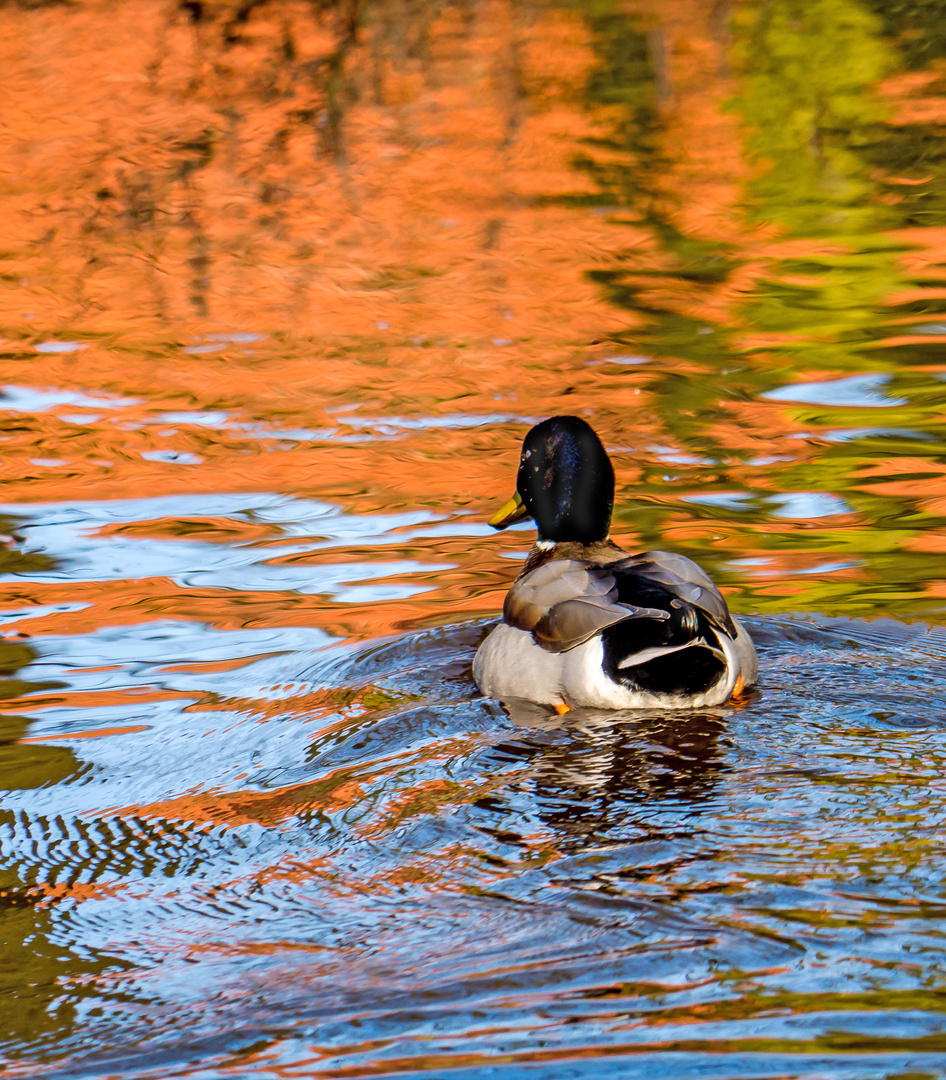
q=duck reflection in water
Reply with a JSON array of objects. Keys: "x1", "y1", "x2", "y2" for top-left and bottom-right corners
[
  {"x1": 488, "y1": 702, "x2": 731, "y2": 848},
  {"x1": 474, "y1": 417, "x2": 758, "y2": 711}
]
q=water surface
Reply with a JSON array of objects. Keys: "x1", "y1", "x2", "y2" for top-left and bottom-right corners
[{"x1": 2, "y1": 0, "x2": 946, "y2": 1076}]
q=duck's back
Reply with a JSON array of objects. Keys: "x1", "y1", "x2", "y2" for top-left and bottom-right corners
[{"x1": 473, "y1": 548, "x2": 757, "y2": 709}]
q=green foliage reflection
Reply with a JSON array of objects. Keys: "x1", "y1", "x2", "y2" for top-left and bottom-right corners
[
  {"x1": 569, "y1": 0, "x2": 946, "y2": 619},
  {"x1": 733, "y1": 0, "x2": 894, "y2": 235}
]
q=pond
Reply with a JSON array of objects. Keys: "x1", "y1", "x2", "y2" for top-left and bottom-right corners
[{"x1": 2, "y1": 0, "x2": 946, "y2": 1076}]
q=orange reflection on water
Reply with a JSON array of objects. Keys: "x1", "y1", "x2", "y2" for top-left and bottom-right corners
[{"x1": 0, "y1": 0, "x2": 943, "y2": 628}]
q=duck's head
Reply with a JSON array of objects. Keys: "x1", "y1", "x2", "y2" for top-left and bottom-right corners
[{"x1": 488, "y1": 415, "x2": 614, "y2": 543}]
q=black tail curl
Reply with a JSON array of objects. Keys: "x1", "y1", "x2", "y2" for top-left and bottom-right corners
[{"x1": 601, "y1": 608, "x2": 726, "y2": 697}]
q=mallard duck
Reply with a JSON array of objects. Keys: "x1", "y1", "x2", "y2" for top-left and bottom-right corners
[{"x1": 473, "y1": 416, "x2": 758, "y2": 710}]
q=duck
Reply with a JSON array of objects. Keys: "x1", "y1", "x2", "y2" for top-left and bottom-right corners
[{"x1": 473, "y1": 415, "x2": 758, "y2": 711}]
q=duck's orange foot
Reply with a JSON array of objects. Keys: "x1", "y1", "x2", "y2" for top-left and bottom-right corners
[
  {"x1": 729, "y1": 674, "x2": 752, "y2": 707},
  {"x1": 553, "y1": 702, "x2": 572, "y2": 715}
]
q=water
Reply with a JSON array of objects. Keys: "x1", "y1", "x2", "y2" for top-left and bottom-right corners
[{"x1": 2, "y1": 0, "x2": 946, "y2": 1075}]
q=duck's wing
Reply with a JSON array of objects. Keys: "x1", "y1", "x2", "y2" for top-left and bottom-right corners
[
  {"x1": 503, "y1": 551, "x2": 738, "y2": 656},
  {"x1": 502, "y1": 558, "x2": 671, "y2": 653},
  {"x1": 613, "y1": 550, "x2": 737, "y2": 638}
]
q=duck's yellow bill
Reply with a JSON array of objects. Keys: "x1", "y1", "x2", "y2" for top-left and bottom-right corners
[{"x1": 488, "y1": 490, "x2": 529, "y2": 530}]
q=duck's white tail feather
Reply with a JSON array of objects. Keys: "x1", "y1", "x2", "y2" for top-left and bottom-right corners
[{"x1": 617, "y1": 638, "x2": 712, "y2": 669}]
